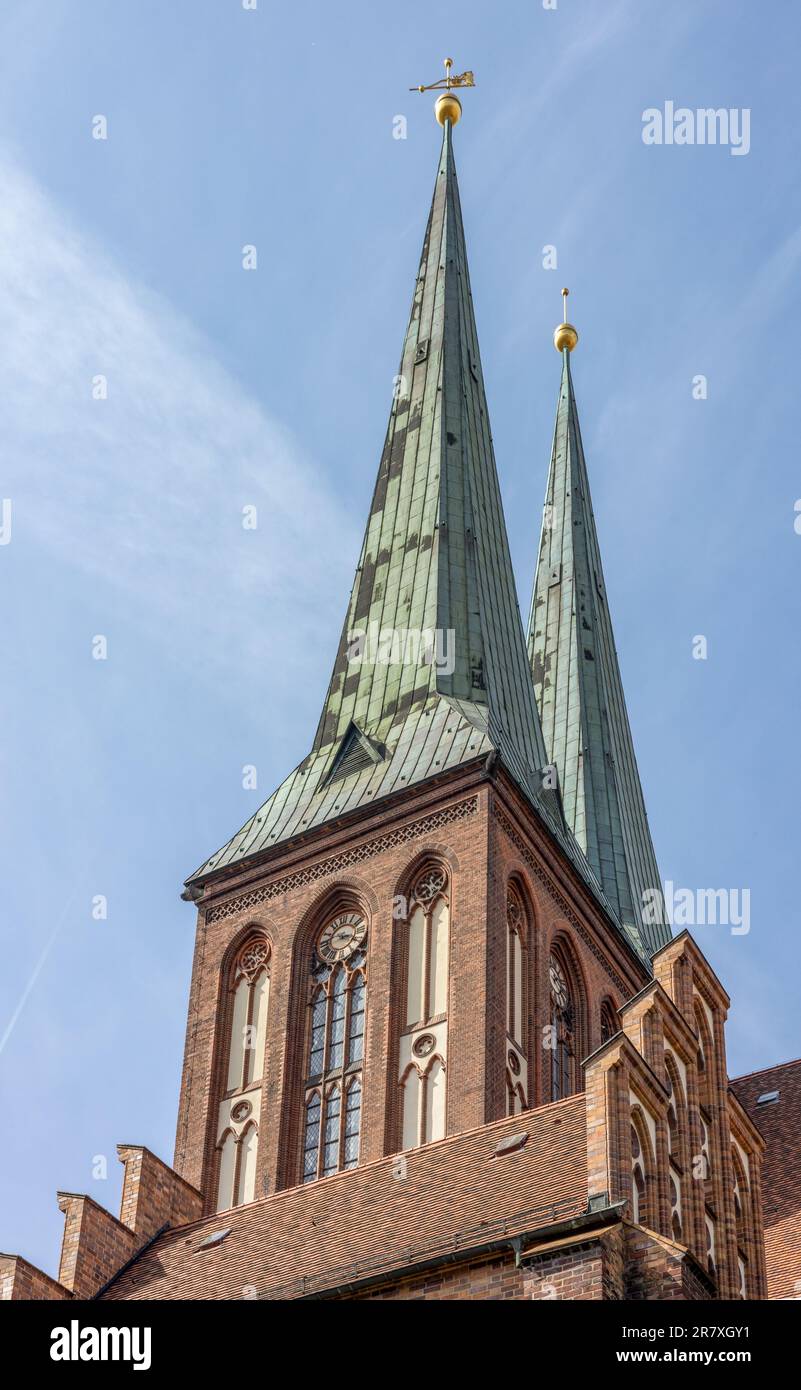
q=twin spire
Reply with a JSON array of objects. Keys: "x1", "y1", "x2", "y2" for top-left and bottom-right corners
[
  {"x1": 528, "y1": 331, "x2": 667, "y2": 959},
  {"x1": 187, "y1": 91, "x2": 668, "y2": 963}
]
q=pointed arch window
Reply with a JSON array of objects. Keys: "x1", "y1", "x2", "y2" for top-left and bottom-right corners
[
  {"x1": 506, "y1": 886, "x2": 529, "y2": 1114},
  {"x1": 664, "y1": 1052, "x2": 687, "y2": 1243},
  {"x1": 405, "y1": 866, "x2": 449, "y2": 1028},
  {"x1": 705, "y1": 1212, "x2": 717, "y2": 1281},
  {"x1": 600, "y1": 999, "x2": 617, "y2": 1046},
  {"x1": 506, "y1": 888, "x2": 525, "y2": 1046},
  {"x1": 700, "y1": 1113, "x2": 712, "y2": 1180},
  {"x1": 732, "y1": 1146, "x2": 748, "y2": 1228},
  {"x1": 401, "y1": 1053, "x2": 447, "y2": 1149},
  {"x1": 631, "y1": 1119, "x2": 650, "y2": 1227},
  {"x1": 399, "y1": 866, "x2": 450, "y2": 1149},
  {"x1": 731, "y1": 1144, "x2": 750, "y2": 1295},
  {"x1": 215, "y1": 936, "x2": 270, "y2": 1213},
  {"x1": 548, "y1": 951, "x2": 575, "y2": 1101},
  {"x1": 302, "y1": 911, "x2": 368, "y2": 1184},
  {"x1": 694, "y1": 1001, "x2": 714, "y2": 1114}
]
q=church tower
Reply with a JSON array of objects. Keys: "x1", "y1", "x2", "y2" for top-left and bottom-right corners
[
  {"x1": 173, "y1": 85, "x2": 650, "y2": 1211},
  {"x1": 3, "y1": 72, "x2": 769, "y2": 1304}
]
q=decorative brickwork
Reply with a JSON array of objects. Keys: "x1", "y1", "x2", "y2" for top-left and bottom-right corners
[{"x1": 205, "y1": 796, "x2": 479, "y2": 925}]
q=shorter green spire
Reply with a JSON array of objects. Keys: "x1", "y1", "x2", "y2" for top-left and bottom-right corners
[{"x1": 527, "y1": 346, "x2": 668, "y2": 962}]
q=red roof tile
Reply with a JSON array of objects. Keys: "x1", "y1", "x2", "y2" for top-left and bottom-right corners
[{"x1": 101, "y1": 1099, "x2": 587, "y2": 1300}]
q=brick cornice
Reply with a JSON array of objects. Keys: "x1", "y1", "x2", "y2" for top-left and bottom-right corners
[{"x1": 202, "y1": 794, "x2": 479, "y2": 925}]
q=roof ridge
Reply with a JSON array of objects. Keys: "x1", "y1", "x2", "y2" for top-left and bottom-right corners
[{"x1": 731, "y1": 1055, "x2": 801, "y2": 1084}]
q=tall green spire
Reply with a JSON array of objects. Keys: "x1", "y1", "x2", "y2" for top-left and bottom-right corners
[
  {"x1": 187, "y1": 121, "x2": 554, "y2": 885},
  {"x1": 527, "y1": 347, "x2": 669, "y2": 959}
]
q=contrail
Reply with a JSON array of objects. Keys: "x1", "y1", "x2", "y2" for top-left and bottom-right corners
[{"x1": 0, "y1": 890, "x2": 78, "y2": 1057}]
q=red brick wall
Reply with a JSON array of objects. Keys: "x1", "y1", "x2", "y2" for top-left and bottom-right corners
[
  {"x1": 0, "y1": 1256, "x2": 71, "y2": 1301},
  {"x1": 175, "y1": 764, "x2": 647, "y2": 1211},
  {"x1": 57, "y1": 1195, "x2": 138, "y2": 1299},
  {"x1": 345, "y1": 1252, "x2": 525, "y2": 1300},
  {"x1": 118, "y1": 1146, "x2": 203, "y2": 1241},
  {"x1": 338, "y1": 1222, "x2": 710, "y2": 1302},
  {"x1": 523, "y1": 1239, "x2": 609, "y2": 1301},
  {"x1": 624, "y1": 1223, "x2": 713, "y2": 1301}
]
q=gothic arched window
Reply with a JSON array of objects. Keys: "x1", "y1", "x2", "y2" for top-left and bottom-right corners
[
  {"x1": 399, "y1": 866, "x2": 450, "y2": 1149},
  {"x1": 405, "y1": 866, "x2": 449, "y2": 1028},
  {"x1": 215, "y1": 936, "x2": 271, "y2": 1212},
  {"x1": 705, "y1": 1213, "x2": 717, "y2": 1281},
  {"x1": 506, "y1": 888, "x2": 524, "y2": 1046},
  {"x1": 694, "y1": 1000, "x2": 714, "y2": 1114},
  {"x1": 600, "y1": 999, "x2": 617, "y2": 1046},
  {"x1": 506, "y1": 886, "x2": 528, "y2": 1114},
  {"x1": 548, "y1": 951, "x2": 575, "y2": 1101},
  {"x1": 731, "y1": 1144, "x2": 750, "y2": 1295},
  {"x1": 664, "y1": 1051, "x2": 686, "y2": 1243},
  {"x1": 631, "y1": 1117, "x2": 650, "y2": 1227},
  {"x1": 302, "y1": 911, "x2": 368, "y2": 1183}
]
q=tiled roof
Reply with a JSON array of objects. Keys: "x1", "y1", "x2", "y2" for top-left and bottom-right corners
[
  {"x1": 188, "y1": 121, "x2": 554, "y2": 887},
  {"x1": 731, "y1": 1057, "x2": 801, "y2": 1300},
  {"x1": 100, "y1": 1100, "x2": 588, "y2": 1300},
  {"x1": 527, "y1": 351, "x2": 668, "y2": 961}
]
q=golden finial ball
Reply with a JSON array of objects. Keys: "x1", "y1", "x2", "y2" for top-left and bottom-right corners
[
  {"x1": 554, "y1": 322, "x2": 579, "y2": 353},
  {"x1": 435, "y1": 92, "x2": 462, "y2": 126}
]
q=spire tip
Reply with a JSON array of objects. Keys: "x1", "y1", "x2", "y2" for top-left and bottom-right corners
[{"x1": 554, "y1": 287, "x2": 579, "y2": 353}]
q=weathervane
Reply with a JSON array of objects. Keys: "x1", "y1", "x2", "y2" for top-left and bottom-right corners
[{"x1": 410, "y1": 57, "x2": 475, "y2": 126}]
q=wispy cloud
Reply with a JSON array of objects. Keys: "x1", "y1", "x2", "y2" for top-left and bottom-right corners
[{"x1": 0, "y1": 150, "x2": 356, "y2": 711}]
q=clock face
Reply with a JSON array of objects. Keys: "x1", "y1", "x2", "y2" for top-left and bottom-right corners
[{"x1": 317, "y1": 912, "x2": 367, "y2": 964}]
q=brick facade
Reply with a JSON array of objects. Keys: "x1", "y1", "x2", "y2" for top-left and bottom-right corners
[
  {"x1": 56, "y1": 1194, "x2": 138, "y2": 1300},
  {"x1": 2, "y1": 761, "x2": 775, "y2": 1302},
  {"x1": 174, "y1": 763, "x2": 647, "y2": 1210},
  {"x1": 0, "y1": 1255, "x2": 71, "y2": 1302}
]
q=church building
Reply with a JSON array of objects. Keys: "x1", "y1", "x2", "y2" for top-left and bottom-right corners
[{"x1": 2, "y1": 75, "x2": 791, "y2": 1304}]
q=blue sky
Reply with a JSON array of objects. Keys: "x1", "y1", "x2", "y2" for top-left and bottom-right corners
[{"x1": 1, "y1": 0, "x2": 800, "y2": 1274}]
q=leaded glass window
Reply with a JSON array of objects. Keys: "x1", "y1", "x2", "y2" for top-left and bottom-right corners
[
  {"x1": 303, "y1": 1092, "x2": 322, "y2": 1182},
  {"x1": 343, "y1": 1080, "x2": 361, "y2": 1168},
  {"x1": 302, "y1": 912, "x2": 368, "y2": 1183}
]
